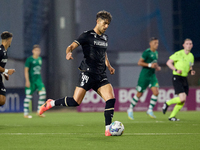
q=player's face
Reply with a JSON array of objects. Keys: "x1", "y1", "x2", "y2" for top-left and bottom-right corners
[
  {"x1": 149, "y1": 40, "x2": 159, "y2": 51},
  {"x1": 183, "y1": 40, "x2": 193, "y2": 54},
  {"x1": 32, "y1": 48, "x2": 41, "y2": 57},
  {"x1": 97, "y1": 18, "x2": 110, "y2": 34}
]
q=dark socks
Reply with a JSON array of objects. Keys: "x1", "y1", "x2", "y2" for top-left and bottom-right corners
[
  {"x1": 104, "y1": 98, "x2": 116, "y2": 126},
  {"x1": 55, "y1": 97, "x2": 79, "y2": 107}
]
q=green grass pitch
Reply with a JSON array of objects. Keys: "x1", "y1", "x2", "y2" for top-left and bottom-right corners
[{"x1": 0, "y1": 111, "x2": 200, "y2": 150}]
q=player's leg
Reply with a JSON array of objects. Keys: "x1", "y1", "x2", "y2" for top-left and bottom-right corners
[
  {"x1": 146, "y1": 87, "x2": 158, "y2": 118},
  {"x1": 24, "y1": 87, "x2": 33, "y2": 118},
  {"x1": 0, "y1": 78, "x2": 6, "y2": 106},
  {"x1": 37, "y1": 85, "x2": 46, "y2": 117},
  {"x1": 147, "y1": 76, "x2": 159, "y2": 118},
  {"x1": 39, "y1": 71, "x2": 91, "y2": 115},
  {"x1": 0, "y1": 95, "x2": 6, "y2": 106},
  {"x1": 39, "y1": 87, "x2": 85, "y2": 115},
  {"x1": 163, "y1": 76, "x2": 188, "y2": 121},
  {"x1": 96, "y1": 83, "x2": 115, "y2": 136},
  {"x1": 127, "y1": 77, "x2": 149, "y2": 120},
  {"x1": 54, "y1": 87, "x2": 86, "y2": 106},
  {"x1": 163, "y1": 75, "x2": 186, "y2": 117},
  {"x1": 168, "y1": 92, "x2": 186, "y2": 121},
  {"x1": 127, "y1": 91, "x2": 143, "y2": 120}
]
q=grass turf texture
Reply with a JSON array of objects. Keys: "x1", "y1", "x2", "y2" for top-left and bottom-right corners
[{"x1": 0, "y1": 111, "x2": 200, "y2": 150}]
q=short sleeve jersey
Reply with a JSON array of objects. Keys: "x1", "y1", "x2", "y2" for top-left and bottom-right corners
[
  {"x1": 74, "y1": 30, "x2": 108, "y2": 74},
  {"x1": 140, "y1": 48, "x2": 158, "y2": 77},
  {"x1": 169, "y1": 49, "x2": 194, "y2": 77},
  {"x1": 0, "y1": 45, "x2": 8, "y2": 73},
  {"x1": 25, "y1": 56, "x2": 42, "y2": 82}
]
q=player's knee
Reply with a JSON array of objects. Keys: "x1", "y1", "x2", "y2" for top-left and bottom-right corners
[
  {"x1": 153, "y1": 92, "x2": 159, "y2": 96},
  {"x1": 180, "y1": 98, "x2": 186, "y2": 103},
  {"x1": 136, "y1": 92, "x2": 143, "y2": 98}
]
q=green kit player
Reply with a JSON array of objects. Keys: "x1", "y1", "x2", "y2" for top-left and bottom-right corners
[
  {"x1": 162, "y1": 38, "x2": 195, "y2": 121},
  {"x1": 24, "y1": 45, "x2": 46, "y2": 118},
  {"x1": 127, "y1": 37, "x2": 161, "y2": 120}
]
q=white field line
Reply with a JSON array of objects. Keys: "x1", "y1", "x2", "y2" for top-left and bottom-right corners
[{"x1": 0, "y1": 133, "x2": 199, "y2": 136}]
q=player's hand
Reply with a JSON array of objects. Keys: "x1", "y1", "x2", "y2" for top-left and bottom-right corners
[
  {"x1": 7, "y1": 69, "x2": 15, "y2": 75},
  {"x1": 191, "y1": 70, "x2": 195, "y2": 75},
  {"x1": 176, "y1": 70, "x2": 182, "y2": 74},
  {"x1": 25, "y1": 81, "x2": 30, "y2": 88},
  {"x1": 108, "y1": 66, "x2": 115, "y2": 75},
  {"x1": 156, "y1": 66, "x2": 161, "y2": 71},
  {"x1": 151, "y1": 63, "x2": 158, "y2": 68},
  {"x1": 4, "y1": 74, "x2": 9, "y2": 80},
  {"x1": 66, "y1": 52, "x2": 73, "y2": 60}
]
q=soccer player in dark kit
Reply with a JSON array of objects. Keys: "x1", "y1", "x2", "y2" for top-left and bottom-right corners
[
  {"x1": 0, "y1": 31, "x2": 15, "y2": 106},
  {"x1": 39, "y1": 10, "x2": 116, "y2": 136}
]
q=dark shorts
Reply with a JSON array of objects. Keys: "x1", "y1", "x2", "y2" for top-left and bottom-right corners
[
  {"x1": 0, "y1": 75, "x2": 6, "y2": 96},
  {"x1": 77, "y1": 71, "x2": 110, "y2": 92},
  {"x1": 172, "y1": 75, "x2": 189, "y2": 95}
]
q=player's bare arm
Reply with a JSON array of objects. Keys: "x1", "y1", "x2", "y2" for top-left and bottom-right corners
[
  {"x1": 0, "y1": 66, "x2": 15, "y2": 75},
  {"x1": 138, "y1": 58, "x2": 158, "y2": 69},
  {"x1": 166, "y1": 59, "x2": 182, "y2": 74},
  {"x1": 24, "y1": 67, "x2": 30, "y2": 88},
  {"x1": 105, "y1": 52, "x2": 115, "y2": 75},
  {"x1": 66, "y1": 42, "x2": 79, "y2": 60}
]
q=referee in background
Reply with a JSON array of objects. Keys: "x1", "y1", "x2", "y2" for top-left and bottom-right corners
[{"x1": 162, "y1": 38, "x2": 195, "y2": 121}]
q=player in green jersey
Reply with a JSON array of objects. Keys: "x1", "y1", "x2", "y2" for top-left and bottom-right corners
[
  {"x1": 23, "y1": 45, "x2": 46, "y2": 118},
  {"x1": 127, "y1": 37, "x2": 161, "y2": 120},
  {"x1": 162, "y1": 38, "x2": 195, "y2": 121}
]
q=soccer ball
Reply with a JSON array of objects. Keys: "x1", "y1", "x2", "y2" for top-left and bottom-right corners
[{"x1": 109, "y1": 121, "x2": 124, "y2": 136}]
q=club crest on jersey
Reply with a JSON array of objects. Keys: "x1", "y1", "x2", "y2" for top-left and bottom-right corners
[
  {"x1": 39, "y1": 60, "x2": 42, "y2": 65},
  {"x1": 102, "y1": 35, "x2": 107, "y2": 41},
  {"x1": 90, "y1": 32, "x2": 97, "y2": 38}
]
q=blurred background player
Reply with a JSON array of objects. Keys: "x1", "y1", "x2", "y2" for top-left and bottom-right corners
[
  {"x1": 24, "y1": 45, "x2": 46, "y2": 118},
  {"x1": 0, "y1": 31, "x2": 15, "y2": 106},
  {"x1": 162, "y1": 38, "x2": 195, "y2": 121},
  {"x1": 127, "y1": 37, "x2": 161, "y2": 120},
  {"x1": 39, "y1": 10, "x2": 116, "y2": 136}
]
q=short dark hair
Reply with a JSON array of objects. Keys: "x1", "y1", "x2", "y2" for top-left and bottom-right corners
[
  {"x1": 96, "y1": 10, "x2": 112, "y2": 23},
  {"x1": 1, "y1": 31, "x2": 13, "y2": 40},
  {"x1": 33, "y1": 44, "x2": 40, "y2": 50},
  {"x1": 149, "y1": 37, "x2": 158, "y2": 42},
  {"x1": 184, "y1": 38, "x2": 192, "y2": 43}
]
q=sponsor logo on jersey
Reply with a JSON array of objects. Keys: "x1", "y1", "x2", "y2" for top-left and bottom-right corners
[
  {"x1": 1, "y1": 59, "x2": 7, "y2": 63},
  {"x1": 1, "y1": 88, "x2": 6, "y2": 92},
  {"x1": 94, "y1": 40, "x2": 108, "y2": 47}
]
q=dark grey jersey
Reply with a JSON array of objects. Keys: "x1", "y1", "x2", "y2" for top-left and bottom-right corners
[
  {"x1": 0, "y1": 45, "x2": 8, "y2": 70},
  {"x1": 75, "y1": 30, "x2": 108, "y2": 74}
]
